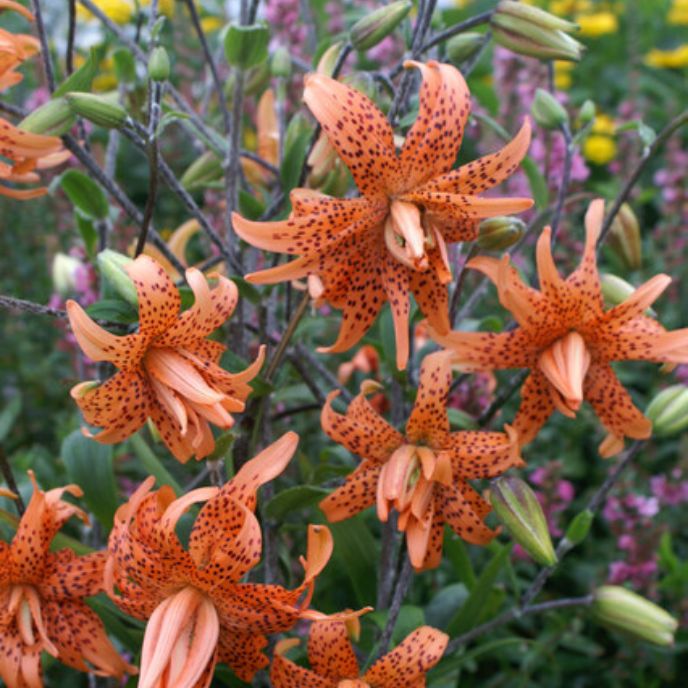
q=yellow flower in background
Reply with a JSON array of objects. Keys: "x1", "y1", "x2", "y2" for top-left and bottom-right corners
[
  {"x1": 76, "y1": 0, "x2": 133, "y2": 24},
  {"x1": 200, "y1": 16, "x2": 223, "y2": 33},
  {"x1": 583, "y1": 113, "x2": 616, "y2": 165},
  {"x1": 669, "y1": 0, "x2": 688, "y2": 25},
  {"x1": 577, "y1": 11, "x2": 618, "y2": 37},
  {"x1": 554, "y1": 60, "x2": 574, "y2": 89},
  {"x1": 645, "y1": 45, "x2": 688, "y2": 69}
]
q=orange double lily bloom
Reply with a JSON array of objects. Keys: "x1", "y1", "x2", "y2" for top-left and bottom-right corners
[
  {"x1": 271, "y1": 619, "x2": 448, "y2": 687},
  {"x1": 106, "y1": 433, "x2": 344, "y2": 686},
  {"x1": 0, "y1": 0, "x2": 39, "y2": 92},
  {"x1": 433, "y1": 199, "x2": 688, "y2": 457},
  {"x1": 0, "y1": 473, "x2": 135, "y2": 687},
  {"x1": 0, "y1": 117, "x2": 68, "y2": 199},
  {"x1": 233, "y1": 60, "x2": 533, "y2": 369},
  {"x1": 67, "y1": 255, "x2": 265, "y2": 462},
  {"x1": 321, "y1": 351, "x2": 522, "y2": 570}
]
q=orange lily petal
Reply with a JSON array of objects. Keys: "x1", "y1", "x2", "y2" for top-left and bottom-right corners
[
  {"x1": 512, "y1": 369, "x2": 555, "y2": 447},
  {"x1": 409, "y1": 246, "x2": 452, "y2": 336},
  {"x1": 217, "y1": 631, "x2": 270, "y2": 683},
  {"x1": 0, "y1": 118, "x2": 62, "y2": 157},
  {"x1": 270, "y1": 651, "x2": 332, "y2": 688},
  {"x1": 381, "y1": 252, "x2": 411, "y2": 370},
  {"x1": 400, "y1": 60, "x2": 471, "y2": 188},
  {"x1": 319, "y1": 461, "x2": 380, "y2": 522},
  {"x1": 38, "y1": 550, "x2": 108, "y2": 599},
  {"x1": 0, "y1": 628, "x2": 41, "y2": 688},
  {"x1": 307, "y1": 619, "x2": 359, "y2": 681},
  {"x1": 256, "y1": 88, "x2": 279, "y2": 166},
  {"x1": 437, "y1": 481, "x2": 497, "y2": 545},
  {"x1": 0, "y1": 183, "x2": 47, "y2": 199},
  {"x1": 405, "y1": 507, "x2": 435, "y2": 569},
  {"x1": 0, "y1": 0, "x2": 35, "y2": 21},
  {"x1": 448, "y1": 428, "x2": 523, "y2": 479},
  {"x1": 566, "y1": 197, "x2": 604, "y2": 308},
  {"x1": 406, "y1": 351, "x2": 452, "y2": 445},
  {"x1": 302, "y1": 72, "x2": 399, "y2": 197},
  {"x1": 406, "y1": 190, "x2": 534, "y2": 223},
  {"x1": 363, "y1": 626, "x2": 449, "y2": 687},
  {"x1": 149, "y1": 400, "x2": 199, "y2": 463},
  {"x1": 535, "y1": 225, "x2": 565, "y2": 296},
  {"x1": 602, "y1": 274, "x2": 672, "y2": 329}
]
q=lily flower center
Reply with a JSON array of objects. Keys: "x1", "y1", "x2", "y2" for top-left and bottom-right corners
[
  {"x1": 384, "y1": 200, "x2": 437, "y2": 272},
  {"x1": 538, "y1": 331, "x2": 591, "y2": 417},
  {"x1": 7, "y1": 584, "x2": 58, "y2": 656},
  {"x1": 139, "y1": 586, "x2": 220, "y2": 688}
]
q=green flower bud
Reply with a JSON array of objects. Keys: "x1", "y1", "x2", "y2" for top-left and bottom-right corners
[
  {"x1": 180, "y1": 151, "x2": 224, "y2": 190},
  {"x1": 97, "y1": 249, "x2": 138, "y2": 307},
  {"x1": 492, "y1": 1, "x2": 583, "y2": 62},
  {"x1": 578, "y1": 99, "x2": 596, "y2": 125},
  {"x1": 490, "y1": 476, "x2": 557, "y2": 566},
  {"x1": 532, "y1": 89, "x2": 569, "y2": 130},
  {"x1": 607, "y1": 203, "x2": 642, "y2": 270},
  {"x1": 646, "y1": 385, "x2": 688, "y2": 437},
  {"x1": 271, "y1": 47, "x2": 292, "y2": 78},
  {"x1": 592, "y1": 586, "x2": 678, "y2": 647},
  {"x1": 563, "y1": 509, "x2": 594, "y2": 546},
  {"x1": 19, "y1": 98, "x2": 76, "y2": 136},
  {"x1": 350, "y1": 0, "x2": 412, "y2": 51},
  {"x1": 66, "y1": 92, "x2": 129, "y2": 129},
  {"x1": 446, "y1": 32, "x2": 486, "y2": 64},
  {"x1": 148, "y1": 46, "x2": 170, "y2": 82},
  {"x1": 478, "y1": 216, "x2": 526, "y2": 251},
  {"x1": 244, "y1": 60, "x2": 271, "y2": 96},
  {"x1": 600, "y1": 273, "x2": 655, "y2": 316},
  {"x1": 113, "y1": 47, "x2": 137, "y2": 84},
  {"x1": 224, "y1": 23, "x2": 270, "y2": 70},
  {"x1": 52, "y1": 253, "x2": 84, "y2": 295},
  {"x1": 317, "y1": 42, "x2": 344, "y2": 77}
]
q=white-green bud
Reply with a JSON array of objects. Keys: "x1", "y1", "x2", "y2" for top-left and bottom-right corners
[{"x1": 97, "y1": 249, "x2": 138, "y2": 307}]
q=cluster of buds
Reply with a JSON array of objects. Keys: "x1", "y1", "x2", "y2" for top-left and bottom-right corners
[
  {"x1": 607, "y1": 203, "x2": 642, "y2": 270},
  {"x1": 491, "y1": 1, "x2": 584, "y2": 62}
]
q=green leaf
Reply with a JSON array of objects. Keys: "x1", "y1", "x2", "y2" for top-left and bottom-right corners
[
  {"x1": 521, "y1": 156, "x2": 549, "y2": 209},
  {"x1": 128, "y1": 433, "x2": 182, "y2": 495},
  {"x1": 447, "y1": 544, "x2": 511, "y2": 636},
  {"x1": 53, "y1": 46, "x2": 102, "y2": 97},
  {"x1": 330, "y1": 516, "x2": 378, "y2": 606},
  {"x1": 426, "y1": 583, "x2": 470, "y2": 630},
  {"x1": 61, "y1": 431, "x2": 118, "y2": 529},
  {"x1": 238, "y1": 189, "x2": 265, "y2": 220},
  {"x1": 280, "y1": 127, "x2": 311, "y2": 194},
  {"x1": 265, "y1": 485, "x2": 330, "y2": 520},
  {"x1": 76, "y1": 215, "x2": 98, "y2": 257},
  {"x1": 447, "y1": 408, "x2": 478, "y2": 430},
  {"x1": 0, "y1": 395, "x2": 21, "y2": 443},
  {"x1": 233, "y1": 276, "x2": 262, "y2": 305},
  {"x1": 224, "y1": 24, "x2": 270, "y2": 70},
  {"x1": 85, "y1": 299, "x2": 139, "y2": 324},
  {"x1": 444, "y1": 535, "x2": 477, "y2": 590},
  {"x1": 59, "y1": 170, "x2": 109, "y2": 220},
  {"x1": 112, "y1": 47, "x2": 137, "y2": 83},
  {"x1": 156, "y1": 110, "x2": 191, "y2": 138}
]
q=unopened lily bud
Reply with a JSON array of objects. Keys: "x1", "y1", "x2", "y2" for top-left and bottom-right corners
[
  {"x1": 271, "y1": 47, "x2": 292, "y2": 78},
  {"x1": 563, "y1": 509, "x2": 594, "y2": 546},
  {"x1": 646, "y1": 385, "x2": 688, "y2": 437},
  {"x1": 350, "y1": 0, "x2": 412, "y2": 51},
  {"x1": 244, "y1": 60, "x2": 271, "y2": 96},
  {"x1": 180, "y1": 151, "x2": 223, "y2": 190},
  {"x1": 532, "y1": 89, "x2": 569, "y2": 130},
  {"x1": 66, "y1": 92, "x2": 128, "y2": 129},
  {"x1": 97, "y1": 249, "x2": 138, "y2": 307},
  {"x1": 600, "y1": 274, "x2": 655, "y2": 316},
  {"x1": 492, "y1": 0, "x2": 583, "y2": 62},
  {"x1": 360, "y1": 379, "x2": 384, "y2": 397},
  {"x1": 477, "y1": 216, "x2": 525, "y2": 251},
  {"x1": 578, "y1": 99, "x2": 596, "y2": 125},
  {"x1": 490, "y1": 476, "x2": 557, "y2": 566},
  {"x1": 607, "y1": 203, "x2": 642, "y2": 270},
  {"x1": 317, "y1": 42, "x2": 344, "y2": 76},
  {"x1": 148, "y1": 46, "x2": 170, "y2": 81},
  {"x1": 592, "y1": 586, "x2": 678, "y2": 646},
  {"x1": 52, "y1": 253, "x2": 84, "y2": 296},
  {"x1": 446, "y1": 32, "x2": 486, "y2": 64},
  {"x1": 19, "y1": 97, "x2": 76, "y2": 136}
]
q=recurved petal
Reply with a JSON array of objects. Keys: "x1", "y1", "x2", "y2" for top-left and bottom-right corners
[
  {"x1": 593, "y1": 315, "x2": 682, "y2": 363},
  {"x1": 601, "y1": 274, "x2": 672, "y2": 330},
  {"x1": 363, "y1": 626, "x2": 448, "y2": 687},
  {"x1": 321, "y1": 390, "x2": 404, "y2": 462},
  {"x1": 405, "y1": 191, "x2": 533, "y2": 223},
  {"x1": 66, "y1": 300, "x2": 148, "y2": 370},
  {"x1": 303, "y1": 72, "x2": 400, "y2": 197},
  {"x1": 406, "y1": 351, "x2": 452, "y2": 445},
  {"x1": 0, "y1": 183, "x2": 48, "y2": 199},
  {"x1": 408, "y1": 254, "x2": 451, "y2": 337},
  {"x1": 535, "y1": 225, "x2": 564, "y2": 295},
  {"x1": 567, "y1": 198, "x2": 605, "y2": 310},
  {"x1": 308, "y1": 620, "x2": 359, "y2": 681},
  {"x1": 437, "y1": 481, "x2": 497, "y2": 545},
  {"x1": 0, "y1": 0, "x2": 35, "y2": 21},
  {"x1": 39, "y1": 549, "x2": 108, "y2": 599},
  {"x1": 583, "y1": 361, "x2": 652, "y2": 454},
  {"x1": 156, "y1": 269, "x2": 238, "y2": 347},
  {"x1": 448, "y1": 428, "x2": 523, "y2": 479},
  {"x1": 0, "y1": 627, "x2": 41, "y2": 688},
  {"x1": 511, "y1": 369, "x2": 555, "y2": 447},
  {"x1": 319, "y1": 461, "x2": 380, "y2": 522},
  {"x1": 0, "y1": 117, "x2": 62, "y2": 157},
  {"x1": 381, "y1": 251, "x2": 411, "y2": 370},
  {"x1": 399, "y1": 60, "x2": 471, "y2": 187},
  {"x1": 149, "y1": 401, "x2": 197, "y2": 463},
  {"x1": 270, "y1": 651, "x2": 333, "y2": 688},
  {"x1": 217, "y1": 630, "x2": 269, "y2": 683}
]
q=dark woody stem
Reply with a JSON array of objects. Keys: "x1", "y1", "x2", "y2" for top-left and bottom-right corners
[
  {"x1": 375, "y1": 553, "x2": 414, "y2": 658},
  {"x1": 0, "y1": 447, "x2": 25, "y2": 515}
]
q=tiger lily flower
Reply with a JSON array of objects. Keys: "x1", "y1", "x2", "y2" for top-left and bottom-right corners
[
  {"x1": 106, "y1": 433, "x2": 347, "y2": 686},
  {"x1": 0, "y1": 472, "x2": 135, "y2": 687},
  {"x1": 321, "y1": 351, "x2": 522, "y2": 570},
  {"x1": 67, "y1": 254, "x2": 265, "y2": 463},
  {"x1": 0, "y1": 117, "x2": 68, "y2": 199},
  {"x1": 0, "y1": 0, "x2": 39, "y2": 93},
  {"x1": 432, "y1": 199, "x2": 688, "y2": 457},
  {"x1": 271, "y1": 619, "x2": 448, "y2": 688},
  {"x1": 233, "y1": 60, "x2": 533, "y2": 370}
]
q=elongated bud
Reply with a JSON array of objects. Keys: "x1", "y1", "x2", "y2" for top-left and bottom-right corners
[
  {"x1": 66, "y1": 92, "x2": 128, "y2": 129},
  {"x1": 148, "y1": 46, "x2": 170, "y2": 81},
  {"x1": 563, "y1": 509, "x2": 593, "y2": 546},
  {"x1": 607, "y1": 203, "x2": 642, "y2": 270},
  {"x1": 19, "y1": 98, "x2": 76, "y2": 136},
  {"x1": 52, "y1": 253, "x2": 84, "y2": 296},
  {"x1": 446, "y1": 32, "x2": 486, "y2": 63},
  {"x1": 646, "y1": 385, "x2": 688, "y2": 437},
  {"x1": 271, "y1": 47, "x2": 292, "y2": 78},
  {"x1": 478, "y1": 216, "x2": 525, "y2": 251},
  {"x1": 600, "y1": 274, "x2": 654, "y2": 317},
  {"x1": 489, "y1": 476, "x2": 557, "y2": 566},
  {"x1": 492, "y1": 0, "x2": 584, "y2": 61},
  {"x1": 350, "y1": 0, "x2": 412, "y2": 51},
  {"x1": 180, "y1": 151, "x2": 223, "y2": 190},
  {"x1": 317, "y1": 42, "x2": 344, "y2": 76},
  {"x1": 578, "y1": 99, "x2": 596, "y2": 125},
  {"x1": 532, "y1": 89, "x2": 569, "y2": 130},
  {"x1": 97, "y1": 249, "x2": 138, "y2": 307},
  {"x1": 592, "y1": 586, "x2": 678, "y2": 646}
]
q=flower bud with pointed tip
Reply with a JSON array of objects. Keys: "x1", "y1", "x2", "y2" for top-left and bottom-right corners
[
  {"x1": 490, "y1": 476, "x2": 557, "y2": 566},
  {"x1": 607, "y1": 203, "x2": 642, "y2": 270},
  {"x1": 578, "y1": 99, "x2": 596, "y2": 125},
  {"x1": 271, "y1": 47, "x2": 292, "y2": 78},
  {"x1": 180, "y1": 151, "x2": 223, "y2": 190},
  {"x1": 563, "y1": 509, "x2": 593, "y2": 546},
  {"x1": 20, "y1": 98, "x2": 76, "y2": 136},
  {"x1": 316, "y1": 42, "x2": 344, "y2": 76},
  {"x1": 148, "y1": 46, "x2": 170, "y2": 81},
  {"x1": 592, "y1": 586, "x2": 678, "y2": 646},
  {"x1": 52, "y1": 253, "x2": 84, "y2": 296},
  {"x1": 350, "y1": 0, "x2": 412, "y2": 51},
  {"x1": 646, "y1": 385, "x2": 688, "y2": 437},
  {"x1": 446, "y1": 32, "x2": 486, "y2": 64},
  {"x1": 532, "y1": 89, "x2": 569, "y2": 130},
  {"x1": 97, "y1": 249, "x2": 138, "y2": 307},
  {"x1": 66, "y1": 92, "x2": 128, "y2": 129},
  {"x1": 478, "y1": 216, "x2": 525, "y2": 251}
]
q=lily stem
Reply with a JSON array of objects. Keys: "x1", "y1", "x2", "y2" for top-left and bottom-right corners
[
  {"x1": 548, "y1": 122, "x2": 574, "y2": 243},
  {"x1": 0, "y1": 447, "x2": 25, "y2": 515},
  {"x1": 376, "y1": 553, "x2": 414, "y2": 658}
]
